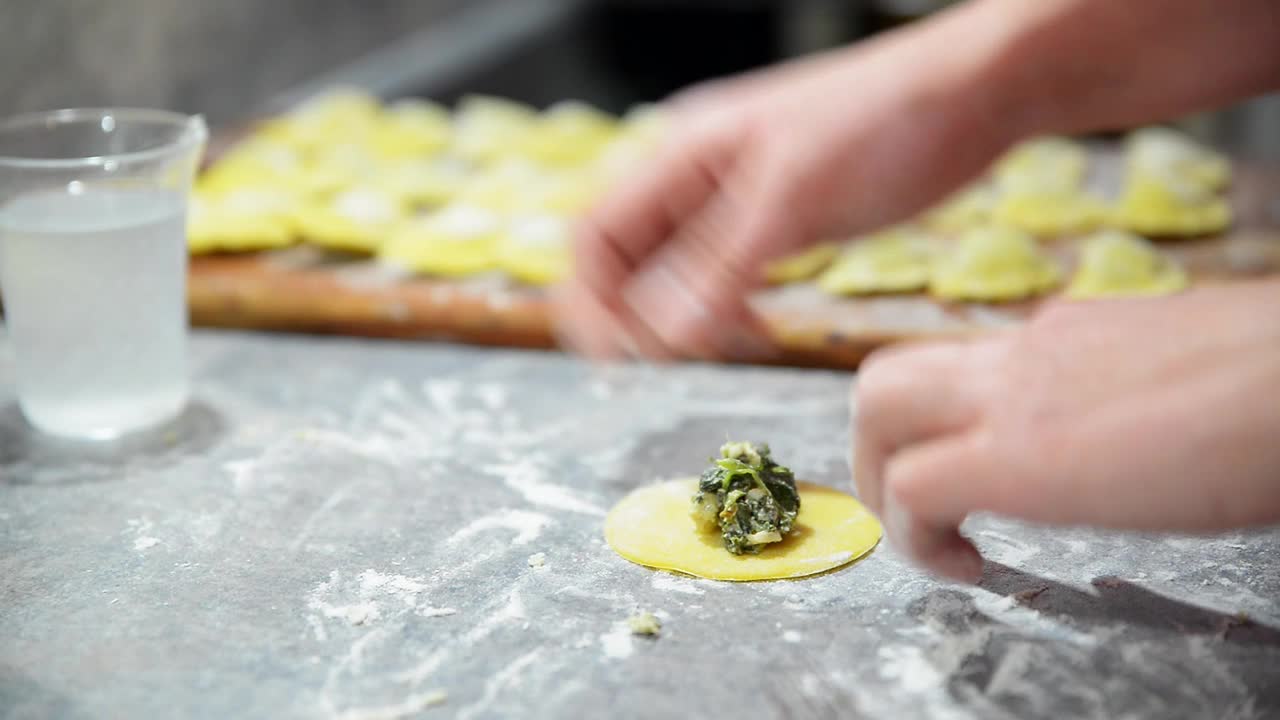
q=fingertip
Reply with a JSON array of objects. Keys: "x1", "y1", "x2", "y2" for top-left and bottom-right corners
[{"x1": 931, "y1": 538, "x2": 985, "y2": 585}]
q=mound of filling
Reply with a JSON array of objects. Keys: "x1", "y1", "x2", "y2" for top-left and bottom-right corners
[{"x1": 690, "y1": 442, "x2": 801, "y2": 554}]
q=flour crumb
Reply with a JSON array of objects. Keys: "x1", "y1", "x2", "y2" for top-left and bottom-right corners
[
  {"x1": 1012, "y1": 585, "x2": 1049, "y2": 605},
  {"x1": 344, "y1": 603, "x2": 379, "y2": 626},
  {"x1": 600, "y1": 623, "x2": 635, "y2": 660},
  {"x1": 419, "y1": 690, "x2": 448, "y2": 708},
  {"x1": 133, "y1": 537, "x2": 160, "y2": 551},
  {"x1": 420, "y1": 607, "x2": 459, "y2": 618},
  {"x1": 527, "y1": 552, "x2": 547, "y2": 568},
  {"x1": 627, "y1": 612, "x2": 662, "y2": 637}
]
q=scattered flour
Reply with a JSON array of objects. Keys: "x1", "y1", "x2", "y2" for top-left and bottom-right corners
[
  {"x1": 419, "y1": 607, "x2": 459, "y2": 618},
  {"x1": 334, "y1": 689, "x2": 447, "y2": 720},
  {"x1": 449, "y1": 510, "x2": 554, "y2": 547},
  {"x1": 877, "y1": 644, "x2": 943, "y2": 693},
  {"x1": 651, "y1": 574, "x2": 705, "y2": 595},
  {"x1": 126, "y1": 518, "x2": 161, "y2": 552},
  {"x1": 308, "y1": 569, "x2": 435, "y2": 628},
  {"x1": 600, "y1": 622, "x2": 635, "y2": 660},
  {"x1": 483, "y1": 459, "x2": 607, "y2": 517}
]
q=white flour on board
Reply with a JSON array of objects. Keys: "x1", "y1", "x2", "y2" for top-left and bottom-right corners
[
  {"x1": 448, "y1": 509, "x2": 554, "y2": 547},
  {"x1": 599, "y1": 622, "x2": 634, "y2": 660},
  {"x1": 483, "y1": 458, "x2": 607, "y2": 517},
  {"x1": 125, "y1": 518, "x2": 161, "y2": 552},
  {"x1": 651, "y1": 573, "x2": 706, "y2": 595}
]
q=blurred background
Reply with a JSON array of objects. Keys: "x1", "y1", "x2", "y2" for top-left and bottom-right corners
[{"x1": 2, "y1": 0, "x2": 1278, "y2": 156}]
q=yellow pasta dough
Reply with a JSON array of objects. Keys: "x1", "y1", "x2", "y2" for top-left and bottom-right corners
[
  {"x1": 295, "y1": 186, "x2": 409, "y2": 254},
  {"x1": 817, "y1": 228, "x2": 934, "y2": 295},
  {"x1": 764, "y1": 243, "x2": 841, "y2": 284},
  {"x1": 993, "y1": 136, "x2": 1087, "y2": 193},
  {"x1": 498, "y1": 214, "x2": 573, "y2": 286},
  {"x1": 1066, "y1": 230, "x2": 1187, "y2": 299},
  {"x1": 991, "y1": 189, "x2": 1109, "y2": 237},
  {"x1": 256, "y1": 87, "x2": 384, "y2": 153},
  {"x1": 373, "y1": 157, "x2": 472, "y2": 208},
  {"x1": 187, "y1": 188, "x2": 299, "y2": 254},
  {"x1": 1126, "y1": 126, "x2": 1231, "y2": 191},
  {"x1": 921, "y1": 183, "x2": 996, "y2": 233},
  {"x1": 379, "y1": 204, "x2": 504, "y2": 276},
  {"x1": 1111, "y1": 172, "x2": 1232, "y2": 237},
  {"x1": 930, "y1": 225, "x2": 1060, "y2": 302},
  {"x1": 605, "y1": 478, "x2": 881, "y2": 581},
  {"x1": 515, "y1": 101, "x2": 619, "y2": 167},
  {"x1": 368, "y1": 98, "x2": 453, "y2": 158},
  {"x1": 452, "y1": 95, "x2": 540, "y2": 164}
]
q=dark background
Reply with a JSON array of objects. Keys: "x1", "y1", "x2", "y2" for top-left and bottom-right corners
[{"x1": 1, "y1": 0, "x2": 1276, "y2": 156}]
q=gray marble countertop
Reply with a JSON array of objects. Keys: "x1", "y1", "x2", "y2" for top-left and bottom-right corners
[{"x1": 2, "y1": 331, "x2": 1279, "y2": 719}]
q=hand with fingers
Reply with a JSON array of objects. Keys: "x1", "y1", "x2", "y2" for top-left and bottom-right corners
[
  {"x1": 554, "y1": 1, "x2": 1019, "y2": 362},
  {"x1": 855, "y1": 282, "x2": 1280, "y2": 582},
  {"x1": 555, "y1": 0, "x2": 1280, "y2": 581}
]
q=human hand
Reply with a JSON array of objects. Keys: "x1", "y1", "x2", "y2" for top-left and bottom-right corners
[
  {"x1": 555, "y1": 1, "x2": 1023, "y2": 362},
  {"x1": 853, "y1": 281, "x2": 1280, "y2": 582}
]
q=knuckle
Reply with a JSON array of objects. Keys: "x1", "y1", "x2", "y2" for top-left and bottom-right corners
[
  {"x1": 884, "y1": 452, "x2": 930, "y2": 515},
  {"x1": 854, "y1": 352, "x2": 914, "y2": 419},
  {"x1": 652, "y1": 309, "x2": 715, "y2": 361}
]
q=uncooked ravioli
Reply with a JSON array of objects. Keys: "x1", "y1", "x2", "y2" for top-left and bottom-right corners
[
  {"x1": 929, "y1": 225, "x2": 1060, "y2": 302},
  {"x1": 817, "y1": 228, "x2": 934, "y2": 295},
  {"x1": 1066, "y1": 230, "x2": 1187, "y2": 299},
  {"x1": 604, "y1": 478, "x2": 882, "y2": 581},
  {"x1": 764, "y1": 243, "x2": 841, "y2": 284}
]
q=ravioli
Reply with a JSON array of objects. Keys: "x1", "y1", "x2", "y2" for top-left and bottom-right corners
[
  {"x1": 991, "y1": 188, "x2": 1109, "y2": 237},
  {"x1": 1111, "y1": 171, "x2": 1232, "y2": 237},
  {"x1": 454, "y1": 159, "x2": 547, "y2": 213},
  {"x1": 596, "y1": 104, "x2": 668, "y2": 180},
  {"x1": 498, "y1": 214, "x2": 573, "y2": 286},
  {"x1": 921, "y1": 183, "x2": 997, "y2": 234},
  {"x1": 764, "y1": 243, "x2": 841, "y2": 284},
  {"x1": 993, "y1": 136, "x2": 1088, "y2": 193},
  {"x1": 374, "y1": 157, "x2": 472, "y2": 209},
  {"x1": 541, "y1": 171, "x2": 604, "y2": 216},
  {"x1": 378, "y1": 204, "x2": 504, "y2": 276},
  {"x1": 1126, "y1": 126, "x2": 1231, "y2": 191},
  {"x1": 817, "y1": 228, "x2": 934, "y2": 295},
  {"x1": 187, "y1": 189, "x2": 299, "y2": 254},
  {"x1": 1066, "y1": 230, "x2": 1187, "y2": 299},
  {"x1": 368, "y1": 98, "x2": 453, "y2": 158},
  {"x1": 930, "y1": 225, "x2": 1060, "y2": 301},
  {"x1": 604, "y1": 478, "x2": 881, "y2": 581},
  {"x1": 255, "y1": 87, "x2": 384, "y2": 153},
  {"x1": 295, "y1": 186, "x2": 409, "y2": 254},
  {"x1": 197, "y1": 139, "x2": 307, "y2": 196},
  {"x1": 515, "y1": 101, "x2": 619, "y2": 167},
  {"x1": 452, "y1": 95, "x2": 540, "y2": 164}
]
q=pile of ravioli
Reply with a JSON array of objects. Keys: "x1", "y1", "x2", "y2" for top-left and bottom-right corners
[
  {"x1": 193, "y1": 88, "x2": 1230, "y2": 301},
  {"x1": 190, "y1": 87, "x2": 665, "y2": 285},
  {"x1": 786, "y1": 129, "x2": 1232, "y2": 302}
]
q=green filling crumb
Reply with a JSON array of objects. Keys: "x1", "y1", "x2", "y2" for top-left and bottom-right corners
[
  {"x1": 690, "y1": 441, "x2": 800, "y2": 555},
  {"x1": 627, "y1": 612, "x2": 662, "y2": 636}
]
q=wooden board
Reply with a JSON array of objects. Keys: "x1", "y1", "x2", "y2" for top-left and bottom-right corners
[{"x1": 188, "y1": 160, "x2": 1280, "y2": 370}]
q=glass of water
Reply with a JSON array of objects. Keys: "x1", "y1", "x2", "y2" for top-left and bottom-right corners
[{"x1": 0, "y1": 109, "x2": 207, "y2": 439}]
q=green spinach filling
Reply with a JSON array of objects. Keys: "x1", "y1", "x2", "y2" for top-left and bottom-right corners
[{"x1": 690, "y1": 441, "x2": 801, "y2": 554}]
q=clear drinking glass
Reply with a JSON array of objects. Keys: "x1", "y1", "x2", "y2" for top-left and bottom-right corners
[{"x1": 0, "y1": 109, "x2": 207, "y2": 439}]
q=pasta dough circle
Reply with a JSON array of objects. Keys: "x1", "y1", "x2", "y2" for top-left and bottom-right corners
[{"x1": 604, "y1": 478, "x2": 882, "y2": 581}]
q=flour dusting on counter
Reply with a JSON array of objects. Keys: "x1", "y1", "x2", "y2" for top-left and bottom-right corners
[
  {"x1": 448, "y1": 509, "x2": 554, "y2": 547},
  {"x1": 600, "y1": 622, "x2": 635, "y2": 660},
  {"x1": 9, "y1": 331, "x2": 1280, "y2": 718}
]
